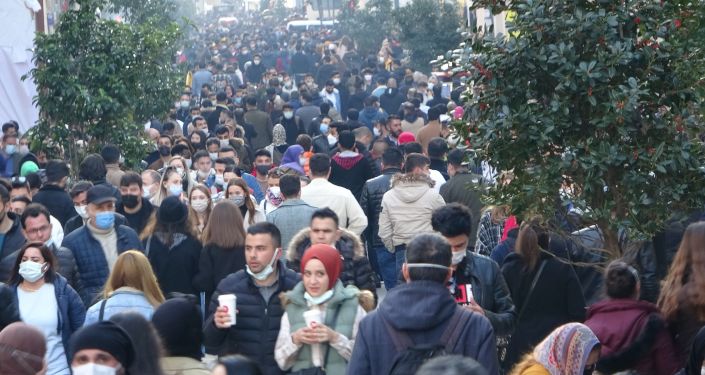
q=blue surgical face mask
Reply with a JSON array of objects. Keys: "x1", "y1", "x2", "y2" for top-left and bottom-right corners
[
  {"x1": 168, "y1": 184, "x2": 182, "y2": 197},
  {"x1": 95, "y1": 211, "x2": 115, "y2": 229},
  {"x1": 5, "y1": 145, "x2": 16, "y2": 155},
  {"x1": 319, "y1": 123, "x2": 329, "y2": 134}
]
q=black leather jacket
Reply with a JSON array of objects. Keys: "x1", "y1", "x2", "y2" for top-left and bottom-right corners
[
  {"x1": 452, "y1": 251, "x2": 516, "y2": 336},
  {"x1": 359, "y1": 167, "x2": 402, "y2": 250}
]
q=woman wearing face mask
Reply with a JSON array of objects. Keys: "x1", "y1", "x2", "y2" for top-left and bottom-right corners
[
  {"x1": 265, "y1": 124, "x2": 289, "y2": 166},
  {"x1": 224, "y1": 178, "x2": 265, "y2": 230},
  {"x1": 189, "y1": 130, "x2": 208, "y2": 151},
  {"x1": 194, "y1": 200, "x2": 247, "y2": 304},
  {"x1": 141, "y1": 196, "x2": 202, "y2": 296},
  {"x1": 188, "y1": 184, "x2": 212, "y2": 234},
  {"x1": 153, "y1": 166, "x2": 184, "y2": 207},
  {"x1": 9, "y1": 242, "x2": 85, "y2": 375},
  {"x1": 510, "y1": 323, "x2": 600, "y2": 375},
  {"x1": 168, "y1": 156, "x2": 195, "y2": 197},
  {"x1": 275, "y1": 244, "x2": 373, "y2": 374},
  {"x1": 279, "y1": 144, "x2": 306, "y2": 176}
]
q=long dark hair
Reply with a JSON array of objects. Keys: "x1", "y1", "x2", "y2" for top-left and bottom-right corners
[
  {"x1": 225, "y1": 178, "x2": 256, "y2": 224},
  {"x1": 109, "y1": 312, "x2": 165, "y2": 375},
  {"x1": 8, "y1": 242, "x2": 57, "y2": 285}
]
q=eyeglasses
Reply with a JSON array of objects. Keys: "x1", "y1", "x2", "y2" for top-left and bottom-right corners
[{"x1": 26, "y1": 224, "x2": 51, "y2": 236}]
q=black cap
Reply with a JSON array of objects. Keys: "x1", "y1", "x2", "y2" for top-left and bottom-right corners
[
  {"x1": 158, "y1": 196, "x2": 188, "y2": 225},
  {"x1": 447, "y1": 148, "x2": 468, "y2": 167},
  {"x1": 87, "y1": 185, "x2": 116, "y2": 205}
]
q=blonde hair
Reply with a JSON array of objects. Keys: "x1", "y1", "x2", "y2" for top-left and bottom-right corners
[
  {"x1": 102, "y1": 250, "x2": 165, "y2": 308},
  {"x1": 509, "y1": 354, "x2": 540, "y2": 375},
  {"x1": 658, "y1": 221, "x2": 705, "y2": 321}
]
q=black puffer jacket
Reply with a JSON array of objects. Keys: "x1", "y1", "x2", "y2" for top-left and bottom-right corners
[
  {"x1": 203, "y1": 263, "x2": 300, "y2": 375},
  {"x1": 144, "y1": 232, "x2": 202, "y2": 296},
  {"x1": 359, "y1": 167, "x2": 401, "y2": 250},
  {"x1": 287, "y1": 227, "x2": 377, "y2": 299},
  {"x1": 0, "y1": 282, "x2": 19, "y2": 331}
]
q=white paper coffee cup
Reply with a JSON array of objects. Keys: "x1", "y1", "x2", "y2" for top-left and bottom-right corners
[
  {"x1": 303, "y1": 309, "x2": 323, "y2": 366},
  {"x1": 303, "y1": 309, "x2": 323, "y2": 328},
  {"x1": 218, "y1": 294, "x2": 237, "y2": 327}
]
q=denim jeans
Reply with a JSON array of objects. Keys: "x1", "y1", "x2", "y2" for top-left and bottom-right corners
[
  {"x1": 393, "y1": 244, "x2": 407, "y2": 288},
  {"x1": 375, "y1": 246, "x2": 397, "y2": 290}
]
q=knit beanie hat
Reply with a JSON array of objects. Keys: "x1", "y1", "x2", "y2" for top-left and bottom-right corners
[
  {"x1": 158, "y1": 196, "x2": 188, "y2": 225},
  {"x1": 152, "y1": 298, "x2": 203, "y2": 360},
  {"x1": 0, "y1": 322, "x2": 46, "y2": 374},
  {"x1": 301, "y1": 244, "x2": 343, "y2": 290},
  {"x1": 398, "y1": 132, "x2": 416, "y2": 145},
  {"x1": 69, "y1": 321, "x2": 135, "y2": 369},
  {"x1": 20, "y1": 161, "x2": 39, "y2": 177}
]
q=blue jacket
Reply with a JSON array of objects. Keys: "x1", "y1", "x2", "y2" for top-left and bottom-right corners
[
  {"x1": 62, "y1": 224, "x2": 142, "y2": 306},
  {"x1": 12, "y1": 274, "x2": 85, "y2": 362},
  {"x1": 203, "y1": 262, "x2": 300, "y2": 375},
  {"x1": 241, "y1": 172, "x2": 264, "y2": 203},
  {"x1": 84, "y1": 288, "x2": 155, "y2": 325},
  {"x1": 347, "y1": 281, "x2": 499, "y2": 375}
]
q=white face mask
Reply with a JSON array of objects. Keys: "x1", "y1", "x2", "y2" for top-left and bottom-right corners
[
  {"x1": 451, "y1": 250, "x2": 467, "y2": 265},
  {"x1": 304, "y1": 289, "x2": 334, "y2": 306},
  {"x1": 327, "y1": 134, "x2": 337, "y2": 146},
  {"x1": 283, "y1": 111, "x2": 294, "y2": 119},
  {"x1": 142, "y1": 188, "x2": 153, "y2": 199},
  {"x1": 364, "y1": 74, "x2": 372, "y2": 82},
  {"x1": 373, "y1": 127, "x2": 381, "y2": 137},
  {"x1": 332, "y1": 78, "x2": 341, "y2": 85},
  {"x1": 19, "y1": 261, "x2": 46, "y2": 283},
  {"x1": 220, "y1": 139, "x2": 230, "y2": 148},
  {"x1": 209, "y1": 152, "x2": 218, "y2": 161},
  {"x1": 191, "y1": 199, "x2": 209, "y2": 213},
  {"x1": 215, "y1": 174, "x2": 225, "y2": 186},
  {"x1": 246, "y1": 248, "x2": 279, "y2": 281},
  {"x1": 75, "y1": 205, "x2": 89, "y2": 219},
  {"x1": 299, "y1": 157, "x2": 307, "y2": 166},
  {"x1": 72, "y1": 363, "x2": 121, "y2": 375}
]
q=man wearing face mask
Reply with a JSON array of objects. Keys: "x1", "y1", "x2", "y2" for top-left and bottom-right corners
[
  {"x1": 0, "y1": 184, "x2": 26, "y2": 266},
  {"x1": 205, "y1": 223, "x2": 300, "y2": 375},
  {"x1": 432, "y1": 203, "x2": 516, "y2": 339},
  {"x1": 246, "y1": 53, "x2": 267, "y2": 85},
  {"x1": 279, "y1": 103, "x2": 305, "y2": 146},
  {"x1": 358, "y1": 96, "x2": 388, "y2": 131},
  {"x1": 61, "y1": 185, "x2": 142, "y2": 305},
  {"x1": 0, "y1": 133, "x2": 22, "y2": 177},
  {"x1": 115, "y1": 172, "x2": 155, "y2": 235},
  {"x1": 319, "y1": 80, "x2": 341, "y2": 113},
  {"x1": 69, "y1": 321, "x2": 135, "y2": 375},
  {"x1": 148, "y1": 135, "x2": 174, "y2": 171},
  {"x1": 329, "y1": 131, "x2": 373, "y2": 201}
]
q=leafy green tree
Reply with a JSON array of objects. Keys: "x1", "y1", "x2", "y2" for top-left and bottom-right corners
[
  {"x1": 456, "y1": 0, "x2": 705, "y2": 254},
  {"x1": 338, "y1": 0, "x2": 395, "y2": 57},
  {"x1": 394, "y1": 0, "x2": 461, "y2": 71},
  {"x1": 27, "y1": 0, "x2": 184, "y2": 170},
  {"x1": 107, "y1": 0, "x2": 177, "y2": 24}
]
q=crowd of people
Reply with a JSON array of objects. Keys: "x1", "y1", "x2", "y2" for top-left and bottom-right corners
[{"x1": 1, "y1": 10, "x2": 705, "y2": 375}]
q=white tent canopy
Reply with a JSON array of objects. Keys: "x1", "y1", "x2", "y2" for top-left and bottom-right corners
[{"x1": 0, "y1": 0, "x2": 41, "y2": 133}]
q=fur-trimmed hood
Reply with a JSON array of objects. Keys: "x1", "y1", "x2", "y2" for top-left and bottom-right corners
[
  {"x1": 389, "y1": 173, "x2": 436, "y2": 204},
  {"x1": 287, "y1": 226, "x2": 365, "y2": 263}
]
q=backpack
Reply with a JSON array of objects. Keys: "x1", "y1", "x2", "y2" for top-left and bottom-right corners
[{"x1": 381, "y1": 308, "x2": 471, "y2": 375}]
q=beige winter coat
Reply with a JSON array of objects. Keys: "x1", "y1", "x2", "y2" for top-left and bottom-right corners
[{"x1": 378, "y1": 173, "x2": 446, "y2": 251}]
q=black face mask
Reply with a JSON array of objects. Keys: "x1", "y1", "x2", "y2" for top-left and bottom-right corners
[
  {"x1": 121, "y1": 194, "x2": 140, "y2": 209},
  {"x1": 255, "y1": 164, "x2": 271, "y2": 176},
  {"x1": 158, "y1": 145, "x2": 171, "y2": 156}
]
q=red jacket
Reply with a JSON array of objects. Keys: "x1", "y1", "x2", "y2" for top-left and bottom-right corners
[{"x1": 585, "y1": 299, "x2": 680, "y2": 375}]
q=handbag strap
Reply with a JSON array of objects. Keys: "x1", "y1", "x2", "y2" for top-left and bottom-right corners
[
  {"x1": 98, "y1": 299, "x2": 108, "y2": 322},
  {"x1": 516, "y1": 259, "x2": 547, "y2": 323},
  {"x1": 321, "y1": 304, "x2": 343, "y2": 371}
]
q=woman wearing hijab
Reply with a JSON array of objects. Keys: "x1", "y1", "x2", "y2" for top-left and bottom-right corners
[
  {"x1": 0, "y1": 322, "x2": 47, "y2": 375},
  {"x1": 9, "y1": 242, "x2": 85, "y2": 375},
  {"x1": 275, "y1": 244, "x2": 373, "y2": 374},
  {"x1": 265, "y1": 124, "x2": 289, "y2": 165},
  {"x1": 510, "y1": 323, "x2": 600, "y2": 375},
  {"x1": 278, "y1": 145, "x2": 306, "y2": 176}
]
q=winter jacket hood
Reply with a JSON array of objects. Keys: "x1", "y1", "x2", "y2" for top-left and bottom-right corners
[
  {"x1": 389, "y1": 173, "x2": 436, "y2": 203},
  {"x1": 332, "y1": 153, "x2": 364, "y2": 170},
  {"x1": 380, "y1": 280, "x2": 458, "y2": 331},
  {"x1": 287, "y1": 226, "x2": 365, "y2": 262}
]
